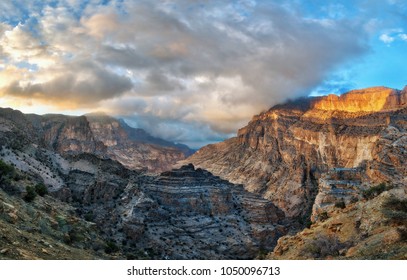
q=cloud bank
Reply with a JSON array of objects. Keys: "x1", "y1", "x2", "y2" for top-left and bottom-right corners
[{"x1": 1, "y1": 0, "x2": 403, "y2": 147}]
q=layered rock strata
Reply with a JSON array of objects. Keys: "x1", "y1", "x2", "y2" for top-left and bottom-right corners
[
  {"x1": 1, "y1": 109, "x2": 190, "y2": 173},
  {"x1": 182, "y1": 87, "x2": 407, "y2": 219}
]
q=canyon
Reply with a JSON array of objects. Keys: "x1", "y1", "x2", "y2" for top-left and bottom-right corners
[
  {"x1": 182, "y1": 86, "x2": 407, "y2": 220},
  {"x1": 1, "y1": 86, "x2": 406, "y2": 259}
]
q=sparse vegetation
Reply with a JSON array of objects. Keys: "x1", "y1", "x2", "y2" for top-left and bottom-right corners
[
  {"x1": 334, "y1": 199, "x2": 346, "y2": 209},
  {"x1": 34, "y1": 183, "x2": 48, "y2": 197},
  {"x1": 382, "y1": 197, "x2": 407, "y2": 227},
  {"x1": 319, "y1": 211, "x2": 329, "y2": 222},
  {"x1": 24, "y1": 186, "x2": 37, "y2": 202},
  {"x1": 301, "y1": 234, "x2": 349, "y2": 259},
  {"x1": 104, "y1": 240, "x2": 120, "y2": 254},
  {"x1": 363, "y1": 183, "x2": 394, "y2": 200}
]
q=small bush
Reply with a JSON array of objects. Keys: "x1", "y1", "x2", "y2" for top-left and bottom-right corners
[
  {"x1": 0, "y1": 160, "x2": 16, "y2": 186},
  {"x1": 126, "y1": 254, "x2": 137, "y2": 260},
  {"x1": 301, "y1": 234, "x2": 348, "y2": 259},
  {"x1": 319, "y1": 212, "x2": 329, "y2": 222},
  {"x1": 0, "y1": 159, "x2": 14, "y2": 176},
  {"x1": 382, "y1": 197, "x2": 407, "y2": 226},
  {"x1": 256, "y1": 249, "x2": 268, "y2": 260},
  {"x1": 84, "y1": 213, "x2": 94, "y2": 222},
  {"x1": 104, "y1": 240, "x2": 120, "y2": 254},
  {"x1": 34, "y1": 183, "x2": 48, "y2": 197},
  {"x1": 24, "y1": 186, "x2": 37, "y2": 202},
  {"x1": 397, "y1": 228, "x2": 407, "y2": 242},
  {"x1": 363, "y1": 183, "x2": 394, "y2": 200},
  {"x1": 334, "y1": 200, "x2": 346, "y2": 209}
]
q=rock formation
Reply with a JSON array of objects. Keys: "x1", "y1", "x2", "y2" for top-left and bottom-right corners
[
  {"x1": 112, "y1": 164, "x2": 286, "y2": 259},
  {"x1": 0, "y1": 109, "x2": 192, "y2": 173},
  {"x1": 181, "y1": 86, "x2": 407, "y2": 221},
  {"x1": 1, "y1": 85, "x2": 406, "y2": 260},
  {"x1": 269, "y1": 185, "x2": 407, "y2": 260},
  {"x1": 0, "y1": 109, "x2": 286, "y2": 259}
]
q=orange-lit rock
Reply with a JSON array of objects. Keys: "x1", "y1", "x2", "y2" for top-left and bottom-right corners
[{"x1": 312, "y1": 87, "x2": 405, "y2": 112}]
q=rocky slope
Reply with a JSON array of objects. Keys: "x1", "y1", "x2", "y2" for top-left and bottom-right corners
[
  {"x1": 181, "y1": 86, "x2": 407, "y2": 222},
  {"x1": 0, "y1": 109, "x2": 191, "y2": 173},
  {"x1": 0, "y1": 161, "x2": 112, "y2": 260},
  {"x1": 0, "y1": 135, "x2": 285, "y2": 259},
  {"x1": 268, "y1": 185, "x2": 407, "y2": 259},
  {"x1": 116, "y1": 164, "x2": 286, "y2": 259}
]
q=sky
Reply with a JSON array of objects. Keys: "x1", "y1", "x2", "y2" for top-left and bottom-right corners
[{"x1": 0, "y1": 0, "x2": 406, "y2": 148}]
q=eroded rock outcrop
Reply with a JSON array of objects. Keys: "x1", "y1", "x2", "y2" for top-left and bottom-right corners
[
  {"x1": 0, "y1": 129, "x2": 287, "y2": 260},
  {"x1": 182, "y1": 87, "x2": 407, "y2": 220},
  {"x1": 5, "y1": 111, "x2": 190, "y2": 173},
  {"x1": 82, "y1": 164, "x2": 286, "y2": 259}
]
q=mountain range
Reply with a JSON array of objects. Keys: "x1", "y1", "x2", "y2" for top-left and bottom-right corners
[{"x1": 0, "y1": 86, "x2": 406, "y2": 259}]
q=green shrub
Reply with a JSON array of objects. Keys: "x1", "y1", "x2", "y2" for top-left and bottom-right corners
[
  {"x1": 34, "y1": 183, "x2": 48, "y2": 197},
  {"x1": 397, "y1": 228, "x2": 407, "y2": 242},
  {"x1": 334, "y1": 199, "x2": 346, "y2": 209},
  {"x1": 319, "y1": 212, "x2": 329, "y2": 222},
  {"x1": 382, "y1": 197, "x2": 407, "y2": 226},
  {"x1": 363, "y1": 183, "x2": 394, "y2": 200},
  {"x1": 383, "y1": 197, "x2": 407, "y2": 213},
  {"x1": 24, "y1": 186, "x2": 37, "y2": 202},
  {"x1": 0, "y1": 159, "x2": 14, "y2": 175},
  {"x1": 104, "y1": 240, "x2": 120, "y2": 254},
  {"x1": 84, "y1": 213, "x2": 94, "y2": 222},
  {"x1": 0, "y1": 159, "x2": 15, "y2": 185}
]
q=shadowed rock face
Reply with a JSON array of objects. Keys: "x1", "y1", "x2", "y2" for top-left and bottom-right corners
[
  {"x1": 0, "y1": 110, "x2": 190, "y2": 173},
  {"x1": 111, "y1": 164, "x2": 286, "y2": 259},
  {"x1": 182, "y1": 87, "x2": 407, "y2": 219}
]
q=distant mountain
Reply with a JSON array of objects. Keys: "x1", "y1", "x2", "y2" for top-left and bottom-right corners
[
  {"x1": 0, "y1": 109, "x2": 193, "y2": 173},
  {"x1": 118, "y1": 119, "x2": 195, "y2": 156}
]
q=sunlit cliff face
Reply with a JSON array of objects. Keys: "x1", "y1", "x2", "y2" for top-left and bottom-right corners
[{"x1": 312, "y1": 87, "x2": 399, "y2": 112}]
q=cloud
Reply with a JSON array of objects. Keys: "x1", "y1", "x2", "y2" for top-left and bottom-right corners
[
  {"x1": 0, "y1": 0, "x2": 377, "y2": 146},
  {"x1": 3, "y1": 60, "x2": 133, "y2": 106},
  {"x1": 379, "y1": 29, "x2": 407, "y2": 44},
  {"x1": 380, "y1": 33, "x2": 395, "y2": 43},
  {"x1": 399, "y1": 33, "x2": 407, "y2": 41}
]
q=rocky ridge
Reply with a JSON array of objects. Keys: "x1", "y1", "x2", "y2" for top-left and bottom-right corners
[
  {"x1": 181, "y1": 86, "x2": 407, "y2": 222},
  {"x1": 0, "y1": 117, "x2": 286, "y2": 259},
  {"x1": 0, "y1": 109, "x2": 192, "y2": 173},
  {"x1": 269, "y1": 185, "x2": 407, "y2": 259}
]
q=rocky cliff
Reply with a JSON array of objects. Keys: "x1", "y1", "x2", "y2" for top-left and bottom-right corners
[
  {"x1": 113, "y1": 164, "x2": 286, "y2": 259},
  {"x1": 0, "y1": 146, "x2": 286, "y2": 259},
  {"x1": 0, "y1": 109, "x2": 191, "y2": 173},
  {"x1": 1, "y1": 85, "x2": 406, "y2": 260},
  {"x1": 182, "y1": 86, "x2": 407, "y2": 221},
  {"x1": 1, "y1": 108, "x2": 286, "y2": 259},
  {"x1": 268, "y1": 185, "x2": 407, "y2": 259}
]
